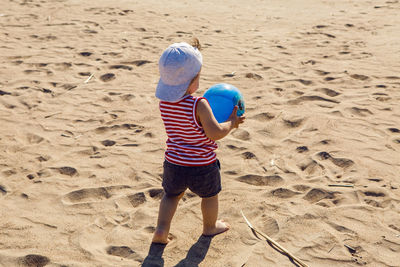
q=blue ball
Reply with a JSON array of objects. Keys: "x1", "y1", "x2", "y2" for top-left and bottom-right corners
[{"x1": 203, "y1": 83, "x2": 245, "y2": 123}]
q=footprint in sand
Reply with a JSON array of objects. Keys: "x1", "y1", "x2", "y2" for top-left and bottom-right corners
[
  {"x1": 296, "y1": 146, "x2": 309, "y2": 153},
  {"x1": 251, "y1": 112, "x2": 275, "y2": 122},
  {"x1": 226, "y1": 144, "x2": 246, "y2": 151},
  {"x1": 324, "y1": 77, "x2": 337, "y2": 81},
  {"x1": 63, "y1": 187, "x2": 111, "y2": 204},
  {"x1": 0, "y1": 185, "x2": 7, "y2": 195},
  {"x1": 316, "y1": 151, "x2": 354, "y2": 168},
  {"x1": 18, "y1": 254, "x2": 50, "y2": 267},
  {"x1": 63, "y1": 185, "x2": 133, "y2": 205},
  {"x1": 236, "y1": 174, "x2": 284, "y2": 186},
  {"x1": 101, "y1": 140, "x2": 116, "y2": 146},
  {"x1": 245, "y1": 73, "x2": 263, "y2": 80},
  {"x1": 26, "y1": 133, "x2": 44, "y2": 144},
  {"x1": 95, "y1": 124, "x2": 144, "y2": 134},
  {"x1": 350, "y1": 74, "x2": 369, "y2": 81},
  {"x1": 3, "y1": 169, "x2": 17, "y2": 177},
  {"x1": 53, "y1": 62, "x2": 73, "y2": 71},
  {"x1": 282, "y1": 116, "x2": 304, "y2": 128},
  {"x1": 363, "y1": 190, "x2": 385, "y2": 198},
  {"x1": 11, "y1": 60, "x2": 24, "y2": 66},
  {"x1": 119, "y1": 94, "x2": 135, "y2": 101},
  {"x1": 259, "y1": 216, "x2": 280, "y2": 236},
  {"x1": 295, "y1": 79, "x2": 313, "y2": 86},
  {"x1": 319, "y1": 139, "x2": 332, "y2": 145},
  {"x1": 106, "y1": 246, "x2": 140, "y2": 259},
  {"x1": 297, "y1": 158, "x2": 324, "y2": 175},
  {"x1": 326, "y1": 222, "x2": 355, "y2": 234},
  {"x1": 303, "y1": 188, "x2": 338, "y2": 204},
  {"x1": 316, "y1": 88, "x2": 341, "y2": 97},
  {"x1": 331, "y1": 157, "x2": 355, "y2": 168},
  {"x1": 0, "y1": 90, "x2": 12, "y2": 96},
  {"x1": 113, "y1": 192, "x2": 149, "y2": 211},
  {"x1": 241, "y1": 151, "x2": 256, "y2": 159},
  {"x1": 83, "y1": 28, "x2": 98, "y2": 34},
  {"x1": 314, "y1": 70, "x2": 330, "y2": 76},
  {"x1": 100, "y1": 73, "x2": 116, "y2": 82},
  {"x1": 127, "y1": 192, "x2": 146, "y2": 207},
  {"x1": 57, "y1": 166, "x2": 78, "y2": 176},
  {"x1": 78, "y1": 72, "x2": 91, "y2": 77},
  {"x1": 292, "y1": 184, "x2": 311, "y2": 192},
  {"x1": 288, "y1": 95, "x2": 340, "y2": 105},
  {"x1": 373, "y1": 93, "x2": 391, "y2": 102},
  {"x1": 120, "y1": 60, "x2": 151, "y2": 67},
  {"x1": 270, "y1": 188, "x2": 299, "y2": 198},
  {"x1": 347, "y1": 107, "x2": 373, "y2": 116},
  {"x1": 231, "y1": 129, "x2": 250, "y2": 141},
  {"x1": 109, "y1": 65, "x2": 132, "y2": 71},
  {"x1": 24, "y1": 69, "x2": 42, "y2": 74},
  {"x1": 362, "y1": 188, "x2": 389, "y2": 208}
]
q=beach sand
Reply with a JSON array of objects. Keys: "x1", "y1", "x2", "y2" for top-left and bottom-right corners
[{"x1": 1, "y1": 0, "x2": 399, "y2": 266}]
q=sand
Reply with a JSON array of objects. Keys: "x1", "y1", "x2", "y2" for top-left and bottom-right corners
[{"x1": 1, "y1": 0, "x2": 400, "y2": 266}]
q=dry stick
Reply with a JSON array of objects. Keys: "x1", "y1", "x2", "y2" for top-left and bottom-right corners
[
  {"x1": 328, "y1": 184, "x2": 354, "y2": 188},
  {"x1": 44, "y1": 112, "x2": 62, "y2": 118},
  {"x1": 54, "y1": 74, "x2": 91, "y2": 99},
  {"x1": 84, "y1": 73, "x2": 94, "y2": 83},
  {"x1": 241, "y1": 210, "x2": 310, "y2": 267}
]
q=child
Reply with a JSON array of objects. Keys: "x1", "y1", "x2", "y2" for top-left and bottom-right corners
[{"x1": 152, "y1": 39, "x2": 245, "y2": 244}]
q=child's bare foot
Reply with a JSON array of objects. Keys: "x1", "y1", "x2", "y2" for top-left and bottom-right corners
[
  {"x1": 202, "y1": 219, "x2": 230, "y2": 237},
  {"x1": 152, "y1": 228, "x2": 169, "y2": 244}
]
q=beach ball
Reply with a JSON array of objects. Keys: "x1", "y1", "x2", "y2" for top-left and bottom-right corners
[{"x1": 203, "y1": 83, "x2": 245, "y2": 123}]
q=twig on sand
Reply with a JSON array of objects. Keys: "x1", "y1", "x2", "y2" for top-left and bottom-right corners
[
  {"x1": 44, "y1": 112, "x2": 62, "y2": 118},
  {"x1": 66, "y1": 85, "x2": 77, "y2": 91},
  {"x1": 84, "y1": 73, "x2": 94, "y2": 83},
  {"x1": 328, "y1": 184, "x2": 354, "y2": 188},
  {"x1": 241, "y1": 210, "x2": 310, "y2": 267}
]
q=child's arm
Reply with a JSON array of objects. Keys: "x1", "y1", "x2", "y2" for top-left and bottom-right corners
[{"x1": 196, "y1": 99, "x2": 245, "y2": 141}]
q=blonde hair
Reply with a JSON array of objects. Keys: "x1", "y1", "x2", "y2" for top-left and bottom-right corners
[{"x1": 190, "y1": 37, "x2": 202, "y2": 51}]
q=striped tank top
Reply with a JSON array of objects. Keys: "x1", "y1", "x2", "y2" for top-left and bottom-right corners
[{"x1": 159, "y1": 95, "x2": 218, "y2": 166}]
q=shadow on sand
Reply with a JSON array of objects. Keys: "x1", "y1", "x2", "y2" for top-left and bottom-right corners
[{"x1": 141, "y1": 235, "x2": 212, "y2": 267}]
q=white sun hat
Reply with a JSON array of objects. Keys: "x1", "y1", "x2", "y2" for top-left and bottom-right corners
[{"x1": 155, "y1": 42, "x2": 202, "y2": 102}]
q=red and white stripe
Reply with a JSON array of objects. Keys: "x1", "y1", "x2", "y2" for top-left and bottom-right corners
[{"x1": 159, "y1": 95, "x2": 218, "y2": 166}]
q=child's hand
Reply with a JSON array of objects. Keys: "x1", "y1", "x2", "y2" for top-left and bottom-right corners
[
  {"x1": 228, "y1": 106, "x2": 246, "y2": 129},
  {"x1": 197, "y1": 99, "x2": 245, "y2": 141}
]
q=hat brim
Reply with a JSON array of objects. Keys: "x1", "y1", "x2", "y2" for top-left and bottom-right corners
[{"x1": 155, "y1": 78, "x2": 191, "y2": 102}]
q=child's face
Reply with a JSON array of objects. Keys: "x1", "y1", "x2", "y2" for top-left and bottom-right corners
[{"x1": 186, "y1": 72, "x2": 201, "y2": 95}]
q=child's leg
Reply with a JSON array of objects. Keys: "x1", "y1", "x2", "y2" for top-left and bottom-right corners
[
  {"x1": 152, "y1": 192, "x2": 184, "y2": 244},
  {"x1": 201, "y1": 194, "x2": 230, "y2": 236}
]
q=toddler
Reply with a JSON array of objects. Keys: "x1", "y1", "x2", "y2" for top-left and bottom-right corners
[{"x1": 152, "y1": 38, "x2": 245, "y2": 244}]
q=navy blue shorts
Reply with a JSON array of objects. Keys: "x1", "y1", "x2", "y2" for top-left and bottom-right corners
[{"x1": 162, "y1": 159, "x2": 221, "y2": 198}]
